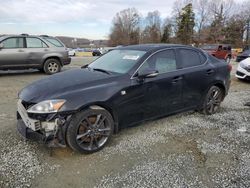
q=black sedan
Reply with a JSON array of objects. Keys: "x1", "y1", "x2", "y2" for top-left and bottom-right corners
[
  {"x1": 17, "y1": 44, "x2": 231, "y2": 153},
  {"x1": 236, "y1": 50, "x2": 250, "y2": 62}
]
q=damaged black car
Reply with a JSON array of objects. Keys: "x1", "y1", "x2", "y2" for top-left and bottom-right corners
[{"x1": 17, "y1": 44, "x2": 231, "y2": 153}]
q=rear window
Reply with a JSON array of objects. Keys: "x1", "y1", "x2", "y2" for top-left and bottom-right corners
[
  {"x1": 43, "y1": 37, "x2": 64, "y2": 47},
  {"x1": 179, "y1": 49, "x2": 204, "y2": 68},
  {"x1": 208, "y1": 54, "x2": 223, "y2": 63}
]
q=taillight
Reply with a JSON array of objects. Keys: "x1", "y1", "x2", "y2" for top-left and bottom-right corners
[{"x1": 228, "y1": 64, "x2": 232, "y2": 72}]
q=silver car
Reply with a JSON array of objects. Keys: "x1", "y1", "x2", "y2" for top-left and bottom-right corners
[{"x1": 0, "y1": 34, "x2": 71, "y2": 74}]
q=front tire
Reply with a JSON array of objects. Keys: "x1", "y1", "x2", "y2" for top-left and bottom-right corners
[
  {"x1": 66, "y1": 108, "x2": 114, "y2": 154},
  {"x1": 201, "y1": 86, "x2": 224, "y2": 115},
  {"x1": 44, "y1": 58, "x2": 61, "y2": 75}
]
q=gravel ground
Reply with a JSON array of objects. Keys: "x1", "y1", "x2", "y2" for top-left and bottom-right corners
[
  {"x1": 95, "y1": 89, "x2": 250, "y2": 188},
  {"x1": 0, "y1": 58, "x2": 249, "y2": 188}
]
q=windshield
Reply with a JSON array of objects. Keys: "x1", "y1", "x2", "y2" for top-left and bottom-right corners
[
  {"x1": 88, "y1": 49, "x2": 146, "y2": 74},
  {"x1": 200, "y1": 45, "x2": 218, "y2": 50}
]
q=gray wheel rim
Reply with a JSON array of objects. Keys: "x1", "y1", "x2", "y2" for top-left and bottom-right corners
[
  {"x1": 48, "y1": 62, "x2": 59, "y2": 73},
  {"x1": 76, "y1": 114, "x2": 111, "y2": 151},
  {"x1": 206, "y1": 88, "x2": 222, "y2": 114}
]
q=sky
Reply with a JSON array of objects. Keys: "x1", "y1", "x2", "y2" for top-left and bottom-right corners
[{"x1": 0, "y1": 0, "x2": 246, "y2": 40}]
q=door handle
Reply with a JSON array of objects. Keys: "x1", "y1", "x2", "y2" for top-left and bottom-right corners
[
  {"x1": 44, "y1": 49, "x2": 49, "y2": 52},
  {"x1": 172, "y1": 76, "x2": 183, "y2": 83},
  {"x1": 206, "y1": 69, "x2": 215, "y2": 75},
  {"x1": 18, "y1": 49, "x2": 24, "y2": 52}
]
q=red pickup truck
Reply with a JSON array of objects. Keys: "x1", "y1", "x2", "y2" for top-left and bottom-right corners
[{"x1": 201, "y1": 44, "x2": 232, "y2": 63}]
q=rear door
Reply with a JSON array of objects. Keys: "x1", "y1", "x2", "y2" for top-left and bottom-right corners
[
  {"x1": 25, "y1": 37, "x2": 49, "y2": 66},
  {"x1": 176, "y1": 48, "x2": 215, "y2": 108},
  {"x1": 0, "y1": 37, "x2": 27, "y2": 68}
]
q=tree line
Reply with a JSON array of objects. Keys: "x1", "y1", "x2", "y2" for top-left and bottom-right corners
[{"x1": 108, "y1": 0, "x2": 250, "y2": 47}]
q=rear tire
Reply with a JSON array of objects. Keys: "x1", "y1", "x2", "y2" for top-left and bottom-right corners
[
  {"x1": 43, "y1": 58, "x2": 61, "y2": 75},
  {"x1": 200, "y1": 86, "x2": 224, "y2": 115},
  {"x1": 66, "y1": 108, "x2": 114, "y2": 154}
]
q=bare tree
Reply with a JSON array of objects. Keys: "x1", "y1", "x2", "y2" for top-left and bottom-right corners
[
  {"x1": 240, "y1": 1, "x2": 250, "y2": 45},
  {"x1": 209, "y1": 0, "x2": 235, "y2": 23},
  {"x1": 109, "y1": 8, "x2": 141, "y2": 46},
  {"x1": 223, "y1": 14, "x2": 246, "y2": 47},
  {"x1": 141, "y1": 10, "x2": 162, "y2": 43},
  {"x1": 194, "y1": 0, "x2": 210, "y2": 44},
  {"x1": 208, "y1": 0, "x2": 235, "y2": 43},
  {"x1": 172, "y1": 0, "x2": 193, "y2": 16},
  {"x1": 161, "y1": 18, "x2": 173, "y2": 43}
]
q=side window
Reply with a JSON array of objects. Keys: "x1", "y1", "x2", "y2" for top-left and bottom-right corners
[
  {"x1": 139, "y1": 50, "x2": 177, "y2": 74},
  {"x1": 179, "y1": 49, "x2": 203, "y2": 68},
  {"x1": 26, "y1": 37, "x2": 47, "y2": 48},
  {"x1": 1, "y1": 38, "x2": 24, "y2": 48},
  {"x1": 43, "y1": 38, "x2": 63, "y2": 47}
]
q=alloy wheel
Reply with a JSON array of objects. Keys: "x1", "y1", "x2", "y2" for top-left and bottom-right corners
[
  {"x1": 206, "y1": 87, "x2": 223, "y2": 114},
  {"x1": 48, "y1": 62, "x2": 59, "y2": 73},
  {"x1": 76, "y1": 114, "x2": 112, "y2": 151}
]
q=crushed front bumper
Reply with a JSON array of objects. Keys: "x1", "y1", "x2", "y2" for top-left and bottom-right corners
[
  {"x1": 17, "y1": 118, "x2": 47, "y2": 142},
  {"x1": 17, "y1": 100, "x2": 70, "y2": 146}
]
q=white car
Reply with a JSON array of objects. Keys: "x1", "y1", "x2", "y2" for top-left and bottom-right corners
[
  {"x1": 236, "y1": 57, "x2": 250, "y2": 80},
  {"x1": 67, "y1": 48, "x2": 76, "y2": 56}
]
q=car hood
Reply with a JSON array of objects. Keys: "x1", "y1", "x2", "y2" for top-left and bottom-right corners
[
  {"x1": 19, "y1": 68, "x2": 120, "y2": 103},
  {"x1": 240, "y1": 57, "x2": 250, "y2": 66}
]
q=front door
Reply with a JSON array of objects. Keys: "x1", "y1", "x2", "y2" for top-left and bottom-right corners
[
  {"x1": 136, "y1": 49, "x2": 183, "y2": 118},
  {"x1": 0, "y1": 37, "x2": 27, "y2": 68}
]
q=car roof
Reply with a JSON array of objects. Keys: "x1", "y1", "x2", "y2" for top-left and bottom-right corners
[
  {"x1": 119, "y1": 44, "x2": 195, "y2": 52},
  {"x1": 0, "y1": 34, "x2": 53, "y2": 39}
]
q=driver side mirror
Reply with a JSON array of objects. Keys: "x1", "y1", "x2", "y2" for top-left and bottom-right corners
[
  {"x1": 0, "y1": 43, "x2": 3, "y2": 49},
  {"x1": 137, "y1": 69, "x2": 159, "y2": 80}
]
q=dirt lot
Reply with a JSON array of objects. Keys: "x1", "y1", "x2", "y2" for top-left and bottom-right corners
[{"x1": 0, "y1": 58, "x2": 249, "y2": 188}]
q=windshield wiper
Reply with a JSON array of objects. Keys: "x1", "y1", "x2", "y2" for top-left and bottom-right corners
[
  {"x1": 92, "y1": 68, "x2": 111, "y2": 75},
  {"x1": 81, "y1": 64, "x2": 89, "y2": 69}
]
